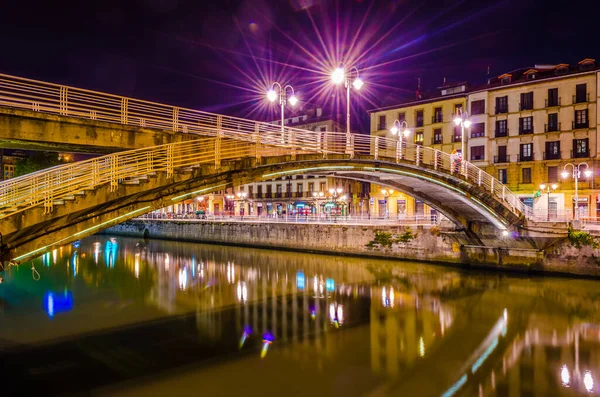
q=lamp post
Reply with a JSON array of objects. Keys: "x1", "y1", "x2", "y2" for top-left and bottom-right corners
[
  {"x1": 226, "y1": 194, "x2": 235, "y2": 216},
  {"x1": 381, "y1": 188, "x2": 394, "y2": 219},
  {"x1": 453, "y1": 110, "x2": 471, "y2": 175},
  {"x1": 328, "y1": 187, "x2": 345, "y2": 220},
  {"x1": 236, "y1": 191, "x2": 248, "y2": 218},
  {"x1": 267, "y1": 82, "x2": 298, "y2": 134},
  {"x1": 332, "y1": 65, "x2": 364, "y2": 153},
  {"x1": 390, "y1": 120, "x2": 411, "y2": 158},
  {"x1": 562, "y1": 162, "x2": 593, "y2": 220},
  {"x1": 312, "y1": 191, "x2": 325, "y2": 216},
  {"x1": 539, "y1": 183, "x2": 558, "y2": 221}
]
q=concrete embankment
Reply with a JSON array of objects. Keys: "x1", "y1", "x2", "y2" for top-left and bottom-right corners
[{"x1": 104, "y1": 220, "x2": 600, "y2": 278}]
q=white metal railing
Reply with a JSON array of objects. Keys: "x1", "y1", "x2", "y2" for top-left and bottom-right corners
[
  {"x1": 137, "y1": 213, "x2": 442, "y2": 226},
  {"x1": 0, "y1": 73, "x2": 532, "y2": 222}
]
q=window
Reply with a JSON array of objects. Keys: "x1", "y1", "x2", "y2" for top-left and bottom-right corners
[
  {"x1": 433, "y1": 128, "x2": 442, "y2": 144},
  {"x1": 520, "y1": 92, "x2": 533, "y2": 110},
  {"x1": 415, "y1": 131, "x2": 424, "y2": 144},
  {"x1": 297, "y1": 183, "x2": 303, "y2": 194},
  {"x1": 547, "y1": 113, "x2": 558, "y2": 132},
  {"x1": 398, "y1": 112, "x2": 405, "y2": 123},
  {"x1": 522, "y1": 167, "x2": 532, "y2": 184},
  {"x1": 575, "y1": 83, "x2": 587, "y2": 103},
  {"x1": 433, "y1": 107, "x2": 443, "y2": 123},
  {"x1": 495, "y1": 119, "x2": 507, "y2": 137},
  {"x1": 471, "y1": 100, "x2": 485, "y2": 115},
  {"x1": 248, "y1": 186, "x2": 253, "y2": 196},
  {"x1": 495, "y1": 96, "x2": 508, "y2": 114},
  {"x1": 573, "y1": 138, "x2": 589, "y2": 158},
  {"x1": 416, "y1": 110, "x2": 424, "y2": 127},
  {"x1": 453, "y1": 126, "x2": 462, "y2": 142},
  {"x1": 496, "y1": 145, "x2": 507, "y2": 163},
  {"x1": 520, "y1": 143, "x2": 533, "y2": 161},
  {"x1": 257, "y1": 185, "x2": 263, "y2": 195},
  {"x1": 4, "y1": 164, "x2": 15, "y2": 179},
  {"x1": 470, "y1": 145, "x2": 485, "y2": 161},
  {"x1": 454, "y1": 104, "x2": 463, "y2": 115},
  {"x1": 378, "y1": 115, "x2": 386, "y2": 130},
  {"x1": 547, "y1": 88, "x2": 559, "y2": 107},
  {"x1": 501, "y1": 76, "x2": 511, "y2": 85},
  {"x1": 545, "y1": 141, "x2": 560, "y2": 160},
  {"x1": 320, "y1": 182, "x2": 326, "y2": 191},
  {"x1": 471, "y1": 122, "x2": 485, "y2": 138},
  {"x1": 498, "y1": 169, "x2": 508, "y2": 184},
  {"x1": 548, "y1": 166, "x2": 558, "y2": 183},
  {"x1": 519, "y1": 116, "x2": 533, "y2": 134},
  {"x1": 319, "y1": 126, "x2": 327, "y2": 132},
  {"x1": 574, "y1": 109, "x2": 588, "y2": 128},
  {"x1": 308, "y1": 182, "x2": 314, "y2": 192},
  {"x1": 276, "y1": 184, "x2": 282, "y2": 194},
  {"x1": 266, "y1": 185, "x2": 272, "y2": 196}
]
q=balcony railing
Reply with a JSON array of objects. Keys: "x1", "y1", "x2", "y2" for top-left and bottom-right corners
[
  {"x1": 432, "y1": 115, "x2": 443, "y2": 123},
  {"x1": 495, "y1": 105, "x2": 508, "y2": 114},
  {"x1": 517, "y1": 154, "x2": 534, "y2": 162},
  {"x1": 495, "y1": 129, "x2": 508, "y2": 138},
  {"x1": 543, "y1": 151, "x2": 561, "y2": 160},
  {"x1": 432, "y1": 138, "x2": 443, "y2": 145},
  {"x1": 519, "y1": 128, "x2": 533, "y2": 135},
  {"x1": 493, "y1": 155, "x2": 510, "y2": 163},
  {"x1": 573, "y1": 93, "x2": 590, "y2": 104},
  {"x1": 572, "y1": 150, "x2": 590, "y2": 159},
  {"x1": 416, "y1": 119, "x2": 424, "y2": 127},
  {"x1": 545, "y1": 97, "x2": 561, "y2": 107},
  {"x1": 452, "y1": 135, "x2": 462, "y2": 143},
  {"x1": 544, "y1": 123, "x2": 561, "y2": 132},
  {"x1": 519, "y1": 102, "x2": 533, "y2": 111},
  {"x1": 378, "y1": 123, "x2": 387, "y2": 131},
  {"x1": 573, "y1": 120, "x2": 589, "y2": 129}
]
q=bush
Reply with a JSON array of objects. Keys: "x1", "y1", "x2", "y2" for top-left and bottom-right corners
[
  {"x1": 568, "y1": 226, "x2": 598, "y2": 249},
  {"x1": 365, "y1": 228, "x2": 417, "y2": 249}
]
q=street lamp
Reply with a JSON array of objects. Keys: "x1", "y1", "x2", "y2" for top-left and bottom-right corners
[
  {"x1": 539, "y1": 183, "x2": 558, "y2": 221},
  {"x1": 236, "y1": 191, "x2": 248, "y2": 218},
  {"x1": 328, "y1": 187, "x2": 345, "y2": 219},
  {"x1": 226, "y1": 194, "x2": 235, "y2": 216},
  {"x1": 332, "y1": 64, "x2": 364, "y2": 151},
  {"x1": 267, "y1": 82, "x2": 298, "y2": 133},
  {"x1": 453, "y1": 109, "x2": 471, "y2": 175},
  {"x1": 390, "y1": 120, "x2": 411, "y2": 158},
  {"x1": 562, "y1": 162, "x2": 593, "y2": 220},
  {"x1": 312, "y1": 191, "x2": 325, "y2": 216},
  {"x1": 381, "y1": 188, "x2": 394, "y2": 219}
]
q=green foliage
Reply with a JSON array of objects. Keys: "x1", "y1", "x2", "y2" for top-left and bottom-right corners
[
  {"x1": 430, "y1": 225, "x2": 441, "y2": 236},
  {"x1": 568, "y1": 226, "x2": 599, "y2": 249},
  {"x1": 365, "y1": 227, "x2": 418, "y2": 249},
  {"x1": 14, "y1": 152, "x2": 63, "y2": 177}
]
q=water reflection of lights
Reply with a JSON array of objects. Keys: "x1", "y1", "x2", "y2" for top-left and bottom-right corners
[
  {"x1": 227, "y1": 262, "x2": 235, "y2": 284},
  {"x1": 584, "y1": 371, "x2": 594, "y2": 392},
  {"x1": 105, "y1": 240, "x2": 118, "y2": 268},
  {"x1": 296, "y1": 271, "x2": 305, "y2": 290},
  {"x1": 261, "y1": 332, "x2": 275, "y2": 359},
  {"x1": 382, "y1": 286, "x2": 394, "y2": 308},
  {"x1": 43, "y1": 291, "x2": 73, "y2": 319},
  {"x1": 134, "y1": 253, "x2": 140, "y2": 279},
  {"x1": 239, "y1": 326, "x2": 252, "y2": 349},
  {"x1": 236, "y1": 281, "x2": 248, "y2": 303},
  {"x1": 329, "y1": 303, "x2": 344, "y2": 327},
  {"x1": 419, "y1": 336, "x2": 425, "y2": 357},
  {"x1": 313, "y1": 276, "x2": 324, "y2": 298},
  {"x1": 93, "y1": 242, "x2": 100, "y2": 264},
  {"x1": 164, "y1": 253, "x2": 170, "y2": 271},
  {"x1": 561, "y1": 364, "x2": 570, "y2": 387},
  {"x1": 72, "y1": 251, "x2": 79, "y2": 278},
  {"x1": 178, "y1": 267, "x2": 188, "y2": 290}
]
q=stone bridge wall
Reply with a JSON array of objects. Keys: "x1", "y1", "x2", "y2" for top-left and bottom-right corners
[{"x1": 103, "y1": 220, "x2": 600, "y2": 277}]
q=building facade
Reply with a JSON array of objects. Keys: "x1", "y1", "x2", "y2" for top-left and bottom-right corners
[{"x1": 368, "y1": 58, "x2": 600, "y2": 220}]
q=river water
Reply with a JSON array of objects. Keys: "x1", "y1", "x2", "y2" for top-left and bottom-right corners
[{"x1": 0, "y1": 235, "x2": 599, "y2": 396}]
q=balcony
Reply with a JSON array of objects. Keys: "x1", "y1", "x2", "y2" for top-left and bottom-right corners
[
  {"x1": 495, "y1": 129, "x2": 508, "y2": 138},
  {"x1": 543, "y1": 151, "x2": 561, "y2": 160},
  {"x1": 572, "y1": 150, "x2": 590, "y2": 159},
  {"x1": 416, "y1": 120, "x2": 424, "y2": 128},
  {"x1": 451, "y1": 135, "x2": 462, "y2": 143},
  {"x1": 573, "y1": 120, "x2": 589, "y2": 130},
  {"x1": 493, "y1": 155, "x2": 510, "y2": 164},
  {"x1": 432, "y1": 137, "x2": 443, "y2": 145},
  {"x1": 432, "y1": 115, "x2": 443, "y2": 123},
  {"x1": 545, "y1": 97, "x2": 561, "y2": 107},
  {"x1": 519, "y1": 102, "x2": 533, "y2": 111},
  {"x1": 517, "y1": 154, "x2": 534, "y2": 162},
  {"x1": 519, "y1": 128, "x2": 533, "y2": 135},
  {"x1": 378, "y1": 123, "x2": 387, "y2": 131},
  {"x1": 573, "y1": 92, "x2": 590, "y2": 104},
  {"x1": 495, "y1": 105, "x2": 508, "y2": 114},
  {"x1": 544, "y1": 122, "x2": 561, "y2": 132}
]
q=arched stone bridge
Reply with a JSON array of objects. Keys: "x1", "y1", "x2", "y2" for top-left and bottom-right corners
[{"x1": 0, "y1": 73, "x2": 533, "y2": 263}]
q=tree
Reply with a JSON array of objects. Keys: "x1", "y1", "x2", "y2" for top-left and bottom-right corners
[{"x1": 14, "y1": 152, "x2": 63, "y2": 177}]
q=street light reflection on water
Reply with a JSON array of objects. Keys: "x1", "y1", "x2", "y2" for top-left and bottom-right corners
[{"x1": 0, "y1": 236, "x2": 599, "y2": 396}]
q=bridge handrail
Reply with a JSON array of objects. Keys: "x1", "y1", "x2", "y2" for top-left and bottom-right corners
[{"x1": 0, "y1": 72, "x2": 530, "y2": 222}]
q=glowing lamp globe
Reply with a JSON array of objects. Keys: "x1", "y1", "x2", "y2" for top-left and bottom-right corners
[
  {"x1": 267, "y1": 89, "x2": 278, "y2": 102},
  {"x1": 463, "y1": 119, "x2": 472, "y2": 128},
  {"x1": 352, "y1": 77, "x2": 364, "y2": 90},
  {"x1": 331, "y1": 67, "x2": 345, "y2": 85},
  {"x1": 403, "y1": 129, "x2": 411, "y2": 137},
  {"x1": 584, "y1": 169, "x2": 593, "y2": 178},
  {"x1": 453, "y1": 117, "x2": 462, "y2": 126},
  {"x1": 288, "y1": 95, "x2": 298, "y2": 106},
  {"x1": 390, "y1": 126, "x2": 399, "y2": 135},
  {"x1": 561, "y1": 170, "x2": 569, "y2": 179}
]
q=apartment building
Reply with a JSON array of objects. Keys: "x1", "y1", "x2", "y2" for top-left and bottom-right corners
[{"x1": 368, "y1": 58, "x2": 600, "y2": 219}]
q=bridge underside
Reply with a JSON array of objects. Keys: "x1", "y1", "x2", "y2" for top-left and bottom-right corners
[{"x1": 0, "y1": 153, "x2": 524, "y2": 263}]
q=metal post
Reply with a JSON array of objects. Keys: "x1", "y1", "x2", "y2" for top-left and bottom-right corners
[
  {"x1": 215, "y1": 115, "x2": 222, "y2": 168},
  {"x1": 574, "y1": 170, "x2": 579, "y2": 220},
  {"x1": 491, "y1": 178, "x2": 495, "y2": 196},
  {"x1": 254, "y1": 123, "x2": 261, "y2": 161},
  {"x1": 396, "y1": 141, "x2": 401, "y2": 163},
  {"x1": 121, "y1": 97, "x2": 128, "y2": 124},
  {"x1": 478, "y1": 169, "x2": 482, "y2": 186},
  {"x1": 502, "y1": 186, "x2": 506, "y2": 201},
  {"x1": 461, "y1": 123, "x2": 465, "y2": 175},
  {"x1": 280, "y1": 98, "x2": 285, "y2": 145},
  {"x1": 416, "y1": 145, "x2": 421, "y2": 167},
  {"x1": 374, "y1": 137, "x2": 379, "y2": 160},
  {"x1": 172, "y1": 107, "x2": 179, "y2": 132}
]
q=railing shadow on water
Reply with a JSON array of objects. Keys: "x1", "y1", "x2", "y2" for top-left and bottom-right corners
[{"x1": 0, "y1": 72, "x2": 528, "y2": 224}]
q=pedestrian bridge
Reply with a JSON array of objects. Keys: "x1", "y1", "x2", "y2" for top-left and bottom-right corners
[{"x1": 0, "y1": 74, "x2": 532, "y2": 263}]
